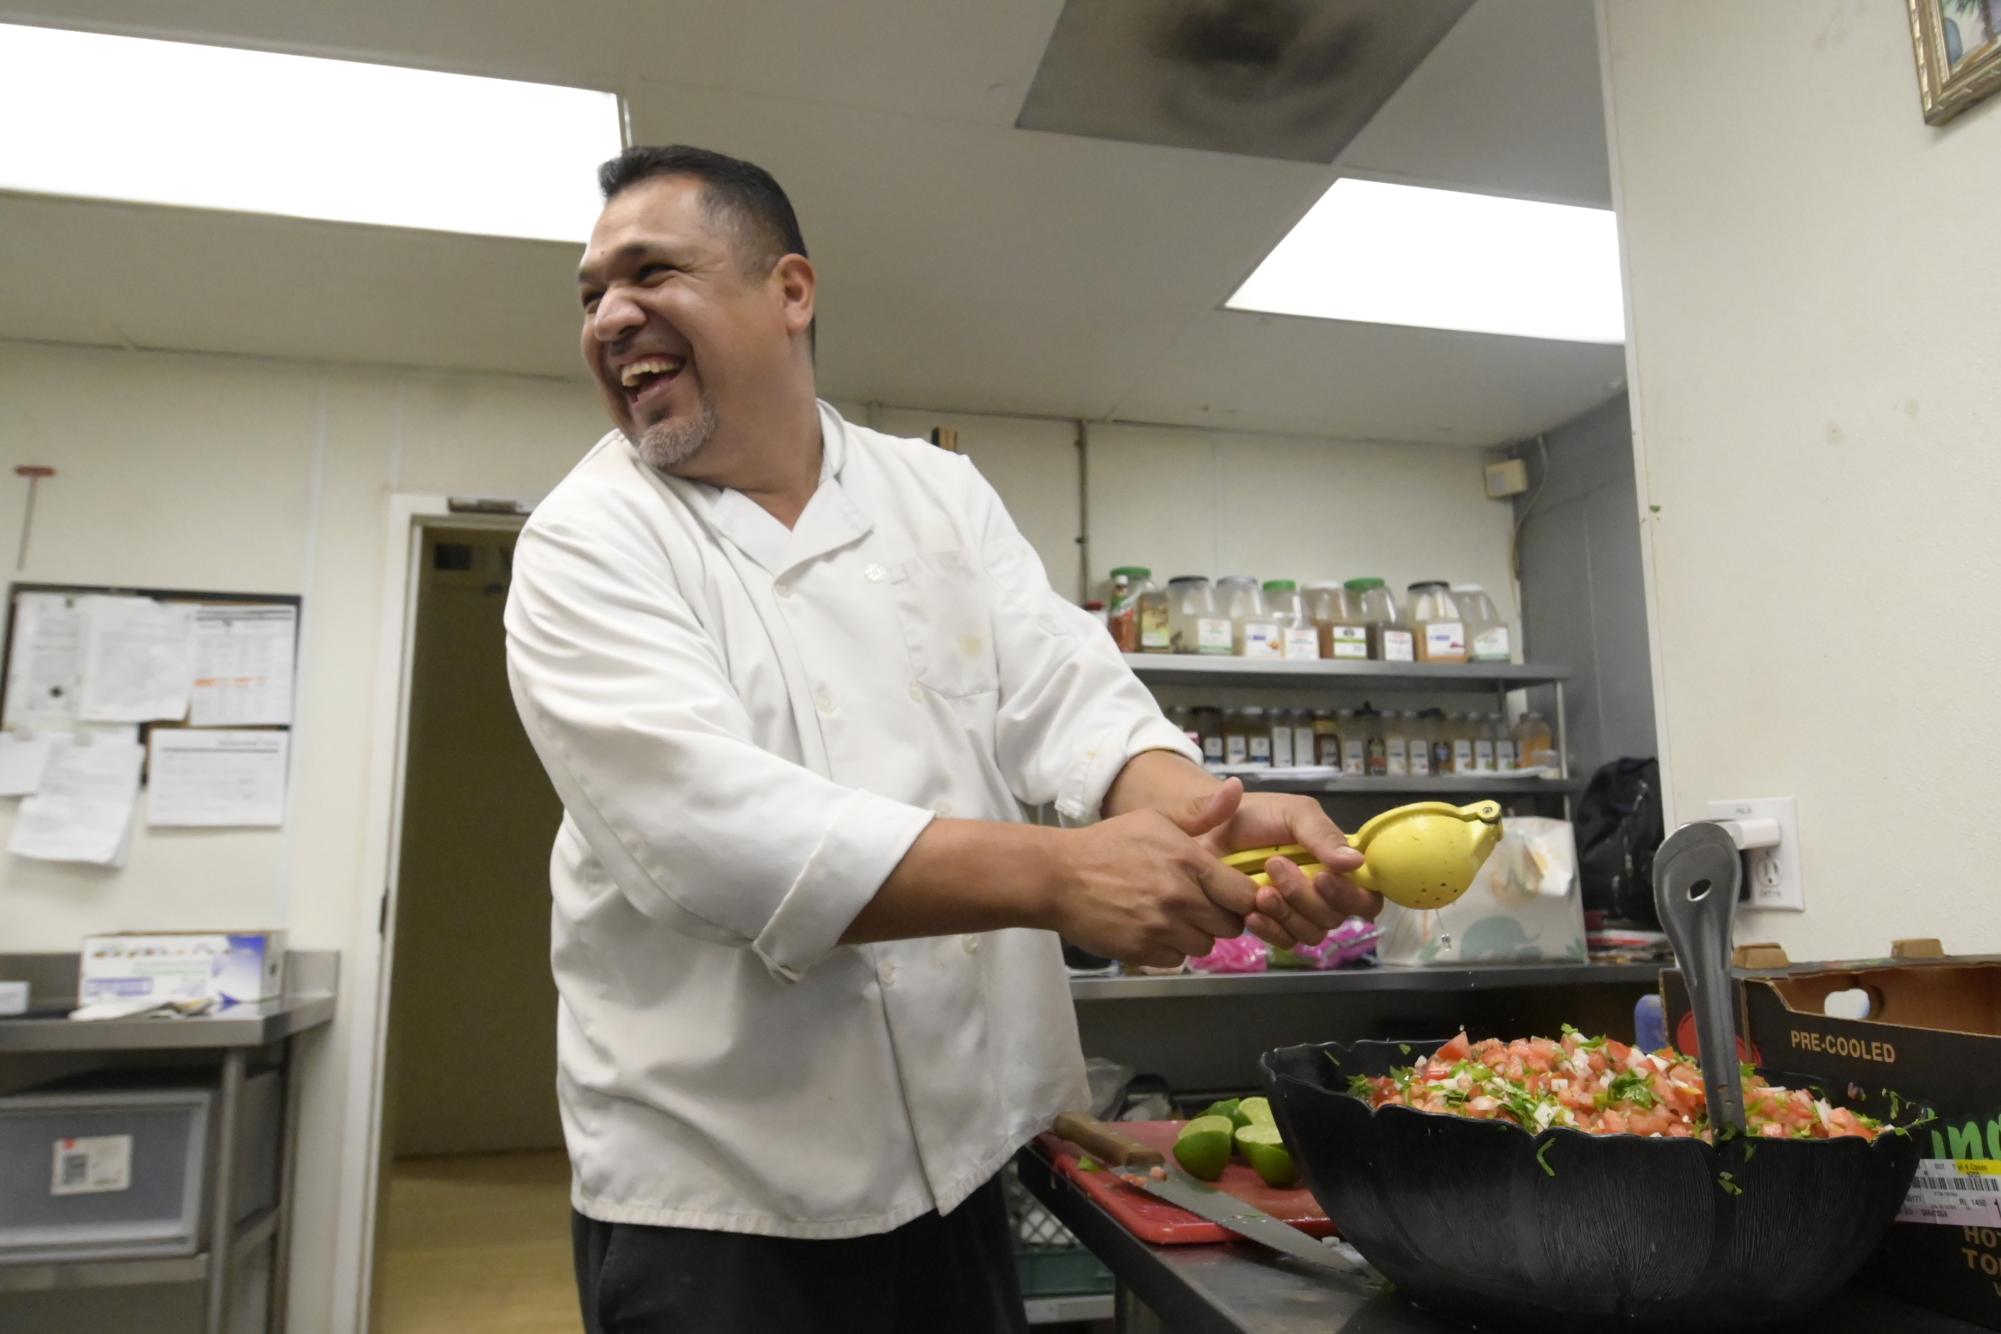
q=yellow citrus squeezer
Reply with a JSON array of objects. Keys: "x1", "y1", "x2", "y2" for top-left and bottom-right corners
[{"x1": 1221, "y1": 799, "x2": 1504, "y2": 911}]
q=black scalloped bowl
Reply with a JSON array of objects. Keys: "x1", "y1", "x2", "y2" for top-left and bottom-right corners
[{"x1": 1261, "y1": 1039, "x2": 1923, "y2": 1333}]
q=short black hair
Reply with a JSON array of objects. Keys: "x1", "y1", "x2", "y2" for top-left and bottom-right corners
[{"x1": 597, "y1": 144, "x2": 808, "y2": 276}]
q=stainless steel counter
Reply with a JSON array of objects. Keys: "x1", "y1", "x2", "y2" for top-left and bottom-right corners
[{"x1": 1016, "y1": 1141, "x2": 1989, "y2": 1334}]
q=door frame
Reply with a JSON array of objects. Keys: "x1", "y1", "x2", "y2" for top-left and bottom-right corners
[{"x1": 328, "y1": 494, "x2": 528, "y2": 1333}]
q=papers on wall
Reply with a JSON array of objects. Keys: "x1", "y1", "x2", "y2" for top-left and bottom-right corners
[
  {"x1": 1, "y1": 591, "x2": 83, "y2": 730},
  {"x1": 0, "y1": 733, "x2": 55, "y2": 796},
  {"x1": 189, "y1": 605, "x2": 296, "y2": 727},
  {"x1": 6, "y1": 733, "x2": 144, "y2": 865},
  {"x1": 75, "y1": 596, "x2": 198, "y2": 723},
  {"x1": 146, "y1": 729, "x2": 289, "y2": 828}
]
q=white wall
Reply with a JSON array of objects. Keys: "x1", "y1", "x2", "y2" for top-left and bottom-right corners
[
  {"x1": 1600, "y1": 0, "x2": 2001, "y2": 957},
  {"x1": 0, "y1": 338, "x2": 1511, "y2": 1329}
]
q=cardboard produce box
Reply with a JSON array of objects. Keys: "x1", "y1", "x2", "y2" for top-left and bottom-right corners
[{"x1": 1663, "y1": 942, "x2": 2001, "y2": 1331}]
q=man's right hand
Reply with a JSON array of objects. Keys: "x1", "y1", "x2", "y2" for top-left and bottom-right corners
[{"x1": 1046, "y1": 805, "x2": 1260, "y2": 968}]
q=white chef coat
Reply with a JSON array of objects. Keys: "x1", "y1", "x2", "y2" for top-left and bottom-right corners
[{"x1": 504, "y1": 401, "x2": 1200, "y2": 1238}]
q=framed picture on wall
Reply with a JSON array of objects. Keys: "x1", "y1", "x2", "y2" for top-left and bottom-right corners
[{"x1": 1909, "y1": 0, "x2": 2001, "y2": 123}]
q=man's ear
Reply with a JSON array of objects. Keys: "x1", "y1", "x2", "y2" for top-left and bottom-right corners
[{"x1": 773, "y1": 254, "x2": 816, "y2": 337}]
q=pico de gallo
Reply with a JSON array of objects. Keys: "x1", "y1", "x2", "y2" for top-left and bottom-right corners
[{"x1": 1348, "y1": 1028, "x2": 1882, "y2": 1142}]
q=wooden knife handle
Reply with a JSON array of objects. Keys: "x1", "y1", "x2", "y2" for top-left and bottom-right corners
[{"x1": 1052, "y1": 1112, "x2": 1166, "y2": 1169}]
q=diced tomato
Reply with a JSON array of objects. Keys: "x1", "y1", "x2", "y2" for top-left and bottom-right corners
[{"x1": 1436, "y1": 1032, "x2": 1472, "y2": 1063}]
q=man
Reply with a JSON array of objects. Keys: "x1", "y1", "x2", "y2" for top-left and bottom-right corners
[{"x1": 505, "y1": 144, "x2": 1380, "y2": 1333}]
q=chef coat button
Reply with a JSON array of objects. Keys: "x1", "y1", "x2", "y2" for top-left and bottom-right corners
[
  {"x1": 814, "y1": 687, "x2": 835, "y2": 715},
  {"x1": 881, "y1": 962, "x2": 898, "y2": 987},
  {"x1": 962, "y1": 935, "x2": 980, "y2": 955},
  {"x1": 908, "y1": 682, "x2": 924, "y2": 703},
  {"x1": 774, "y1": 580, "x2": 793, "y2": 599},
  {"x1": 865, "y1": 563, "x2": 886, "y2": 583}
]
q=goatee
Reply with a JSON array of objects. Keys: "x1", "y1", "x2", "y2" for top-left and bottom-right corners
[{"x1": 633, "y1": 398, "x2": 720, "y2": 473}]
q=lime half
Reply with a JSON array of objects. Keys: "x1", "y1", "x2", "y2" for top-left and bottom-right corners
[
  {"x1": 1172, "y1": 1114, "x2": 1235, "y2": 1181},
  {"x1": 1234, "y1": 1124, "x2": 1299, "y2": 1188}
]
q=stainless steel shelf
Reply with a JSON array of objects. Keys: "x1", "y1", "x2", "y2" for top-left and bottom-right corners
[
  {"x1": 1236, "y1": 774, "x2": 1579, "y2": 797},
  {"x1": 1123, "y1": 654, "x2": 1568, "y2": 691},
  {"x1": 0, "y1": 1207, "x2": 277, "y2": 1293},
  {"x1": 1068, "y1": 960, "x2": 1662, "y2": 1001},
  {"x1": 0, "y1": 951, "x2": 337, "y2": 1053},
  {"x1": 1024, "y1": 1292, "x2": 1115, "y2": 1324}
]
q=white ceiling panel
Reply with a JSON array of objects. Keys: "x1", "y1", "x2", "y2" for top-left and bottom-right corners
[
  {"x1": 1112, "y1": 310, "x2": 1626, "y2": 444},
  {"x1": 0, "y1": 0, "x2": 1620, "y2": 444}
]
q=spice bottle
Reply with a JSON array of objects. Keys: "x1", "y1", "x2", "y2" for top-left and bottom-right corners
[
  {"x1": 1243, "y1": 706, "x2": 1273, "y2": 767},
  {"x1": 1407, "y1": 581, "x2": 1467, "y2": 664},
  {"x1": 1312, "y1": 710, "x2": 1342, "y2": 767},
  {"x1": 1348, "y1": 578, "x2": 1412, "y2": 662},
  {"x1": 1405, "y1": 710, "x2": 1432, "y2": 778},
  {"x1": 1361, "y1": 707, "x2": 1389, "y2": 777},
  {"x1": 1107, "y1": 567, "x2": 1149, "y2": 653}
]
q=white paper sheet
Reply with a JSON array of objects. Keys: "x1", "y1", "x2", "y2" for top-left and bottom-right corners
[
  {"x1": 0, "y1": 733, "x2": 55, "y2": 796},
  {"x1": 189, "y1": 605, "x2": 297, "y2": 727},
  {"x1": 146, "y1": 728, "x2": 289, "y2": 828},
  {"x1": 5, "y1": 734, "x2": 144, "y2": 865},
  {"x1": 1, "y1": 592, "x2": 83, "y2": 730},
  {"x1": 75, "y1": 596, "x2": 197, "y2": 723}
]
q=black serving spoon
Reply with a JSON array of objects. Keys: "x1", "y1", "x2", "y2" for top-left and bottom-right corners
[{"x1": 1652, "y1": 821, "x2": 1748, "y2": 1132}]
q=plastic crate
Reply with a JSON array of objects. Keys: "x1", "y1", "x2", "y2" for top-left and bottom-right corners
[{"x1": 1002, "y1": 1161, "x2": 1112, "y2": 1298}]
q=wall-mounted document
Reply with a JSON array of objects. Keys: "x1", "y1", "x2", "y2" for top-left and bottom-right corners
[
  {"x1": 75, "y1": 596, "x2": 197, "y2": 723},
  {"x1": 190, "y1": 605, "x2": 297, "y2": 727},
  {"x1": 1, "y1": 591, "x2": 82, "y2": 731},
  {"x1": 0, "y1": 733, "x2": 55, "y2": 796},
  {"x1": 146, "y1": 729, "x2": 289, "y2": 828},
  {"x1": 6, "y1": 734, "x2": 144, "y2": 865}
]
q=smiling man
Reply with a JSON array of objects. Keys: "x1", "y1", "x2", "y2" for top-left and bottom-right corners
[{"x1": 504, "y1": 144, "x2": 1380, "y2": 1334}]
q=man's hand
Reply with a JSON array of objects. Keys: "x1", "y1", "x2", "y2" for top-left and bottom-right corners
[
  {"x1": 1047, "y1": 802, "x2": 1263, "y2": 969},
  {"x1": 1164, "y1": 779, "x2": 1383, "y2": 949}
]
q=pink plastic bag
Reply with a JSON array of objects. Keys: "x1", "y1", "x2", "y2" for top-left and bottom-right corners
[
  {"x1": 1188, "y1": 932, "x2": 1270, "y2": 974},
  {"x1": 1270, "y1": 917, "x2": 1382, "y2": 971}
]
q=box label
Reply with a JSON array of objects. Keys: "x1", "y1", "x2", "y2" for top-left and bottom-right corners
[
  {"x1": 51, "y1": 1134, "x2": 132, "y2": 1196},
  {"x1": 1899, "y1": 1159, "x2": 2001, "y2": 1228},
  {"x1": 1282, "y1": 628, "x2": 1320, "y2": 661}
]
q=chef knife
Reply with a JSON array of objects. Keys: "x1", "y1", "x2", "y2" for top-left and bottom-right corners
[{"x1": 1051, "y1": 1112, "x2": 1356, "y2": 1272}]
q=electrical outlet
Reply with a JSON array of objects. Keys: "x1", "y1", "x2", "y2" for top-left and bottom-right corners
[{"x1": 1706, "y1": 797, "x2": 1803, "y2": 911}]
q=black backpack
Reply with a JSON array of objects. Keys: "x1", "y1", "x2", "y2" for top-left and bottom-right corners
[{"x1": 1575, "y1": 757, "x2": 1665, "y2": 926}]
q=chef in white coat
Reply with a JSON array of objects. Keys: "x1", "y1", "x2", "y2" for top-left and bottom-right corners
[{"x1": 505, "y1": 144, "x2": 1381, "y2": 1334}]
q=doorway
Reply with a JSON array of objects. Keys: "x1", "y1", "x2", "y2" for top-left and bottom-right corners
[{"x1": 369, "y1": 523, "x2": 575, "y2": 1333}]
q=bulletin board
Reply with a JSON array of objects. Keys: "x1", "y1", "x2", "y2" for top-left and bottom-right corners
[{"x1": 0, "y1": 584, "x2": 302, "y2": 842}]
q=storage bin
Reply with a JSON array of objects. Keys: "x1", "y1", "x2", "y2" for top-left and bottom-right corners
[{"x1": 0, "y1": 1070, "x2": 279, "y2": 1265}]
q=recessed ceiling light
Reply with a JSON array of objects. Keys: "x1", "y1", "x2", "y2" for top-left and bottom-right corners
[
  {"x1": 0, "y1": 24, "x2": 623, "y2": 242},
  {"x1": 1227, "y1": 178, "x2": 1625, "y2": 344}
]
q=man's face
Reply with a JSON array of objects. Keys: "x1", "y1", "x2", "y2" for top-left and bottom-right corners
[{"x1": 575, "y1": 176, "x2": 785, "y2": 472}]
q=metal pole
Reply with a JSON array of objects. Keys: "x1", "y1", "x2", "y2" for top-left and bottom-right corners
[
  {"x1": 204, "y1": 1048, "x2": 246, "y2": 1334},
  {"x1": 269, "y1": 1039, "x2": 304, "y2": 1333}
]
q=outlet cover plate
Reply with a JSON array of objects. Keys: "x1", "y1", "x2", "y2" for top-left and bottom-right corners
[{"x1": 1706, "y1": 797, "x2": 1803, "y2": 911}]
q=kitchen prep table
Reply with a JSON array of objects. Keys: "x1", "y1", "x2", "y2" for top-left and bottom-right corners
[
  {"x1": 0, "y1": 950, "x2": 336, "y2": 1334},
  {"x1": 1016, "y1": 1135, "x2": 1989, "y2": 1334}
]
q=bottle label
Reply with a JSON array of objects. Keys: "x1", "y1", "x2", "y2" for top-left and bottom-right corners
[
  {"x1": 1292, "y1": 727, "x2": 1316, "y2": 765},
  {"x1": 1282, "y1": 628, "x2": 1321, "y2": 660},
  {"x1": 1225, "y1": 734, "x2": 1249, "y2": 766},
  {"x1": 1430, "y1": 741, "x2": 1452, "y2": 774},
  {"x1": 1248, "y1": 734, "x2": 1272, "y2": 765},
  {"x1": 1422, "y1": 622, "x2": 1466, "y2": 660},
  {"x1": 1366, "y1": 741, "x2": 1387, "y2": 777},
  {"x1": 1497, "y1": 739, "x2": 1518, "y2": 771},
  {"x1": 1474, "y1": 739, "x2": 1496, "y2": 771},
  {"x1": 1343, "y1": 748, "x2": 1365, "y2": 777},
  {"x1": 1197, "y1": 618, "x2": 1234, "y2": 653},
  {"x1": 1316, "y1": 738, "x2": 1342, "y2": 767},
  {"x1": 1409, "y1": 744, "x2": 1431, "y2": 777},
  {"x1": 1379, "y1": 629, "x2": 1415, "y2": 662},
  {"x1": 1272, "y1": 728, "x2": 1294, "y2": 767},
  {"x1": 1386, "y1": 738, "x2": 1409, "y2": 775},
  {"x1": 1202, "y1": 735, "x2": 1224, "y2": 762},
  {"x1": 1241, "y1": 622, "x2": 1283, "y2": 659},
  {"x1": 1471, "y1": 626, "x2": 1512, "y2": 661},
  {"x1": 1331, "y1": 625, "x2": 1369, "y2": 659},
  {"x1": 1139, "y1": 603, "x2": 1172, "y2": 650},
  {"x1": 1452, "y1": 739, "x2": 1474, "y2": 772}
]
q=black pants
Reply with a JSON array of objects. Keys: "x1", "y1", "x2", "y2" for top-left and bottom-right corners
[{"x1": 571, "y1": 1173, "x2": 1030, "y2": 1334}]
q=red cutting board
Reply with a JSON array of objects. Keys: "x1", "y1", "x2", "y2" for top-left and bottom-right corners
[{"x1": 1037, "y1": 1120, "x2": 1337, "y2": 1245}]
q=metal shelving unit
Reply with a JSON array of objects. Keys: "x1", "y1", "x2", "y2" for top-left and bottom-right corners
[
  {"x1": 1068, "y1": 960, "x2": 1661, "y2": 1002},
  {"x1": 0, "y1": 951, "x2": 337, "y2": 1334}
]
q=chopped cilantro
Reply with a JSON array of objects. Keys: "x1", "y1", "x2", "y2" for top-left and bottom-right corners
[
  {"x1": 1607, "y1": 1071, "x2": 1658, "y2": 1108},
  {"x1": 1346, "y1": 1074, "x2": 1375, "y2": 1100},
  {"x1": 1742, "y1": 1143, "x2": 1757, "y2": 1164},
  {"x1": 1536, "y1": 1139, "x2": 1556, "y2": 1177},
  {"x1": 1717, "y1": 1171, "x2": 1743, "y2": 1196},
  {"x1": 1399, "y1": 1044, "x2": 1413, "y2": 1056},
  {"x1": 1739, "y1": 1061, "x2": 1757, "y2": 1081}
]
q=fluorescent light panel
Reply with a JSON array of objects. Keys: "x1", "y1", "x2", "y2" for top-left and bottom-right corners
[
  {"x1": 0, "y1": 24, "x2": 622, "y2": 242},
  {"x1": 1228, "y1": 178, "x2": 1625, "y2": 344}
]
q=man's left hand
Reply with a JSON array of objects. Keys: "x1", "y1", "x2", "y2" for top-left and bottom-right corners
[{"x1": 1167, "y1": 780, "x2": 1383, "y2": 949}]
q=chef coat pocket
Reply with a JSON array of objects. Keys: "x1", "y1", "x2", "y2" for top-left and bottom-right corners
[{"x1": 890, "y1": 550, "x2": 1001, "y2": 698}]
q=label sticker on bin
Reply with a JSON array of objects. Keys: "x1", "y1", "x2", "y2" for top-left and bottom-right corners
[
  {"x1": 1898, "y1": 1159, "x2": 2001, "y2": 1227},
  {"x1": 50, "y1": 1134, "x2": 133, "y2": 1196}
]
